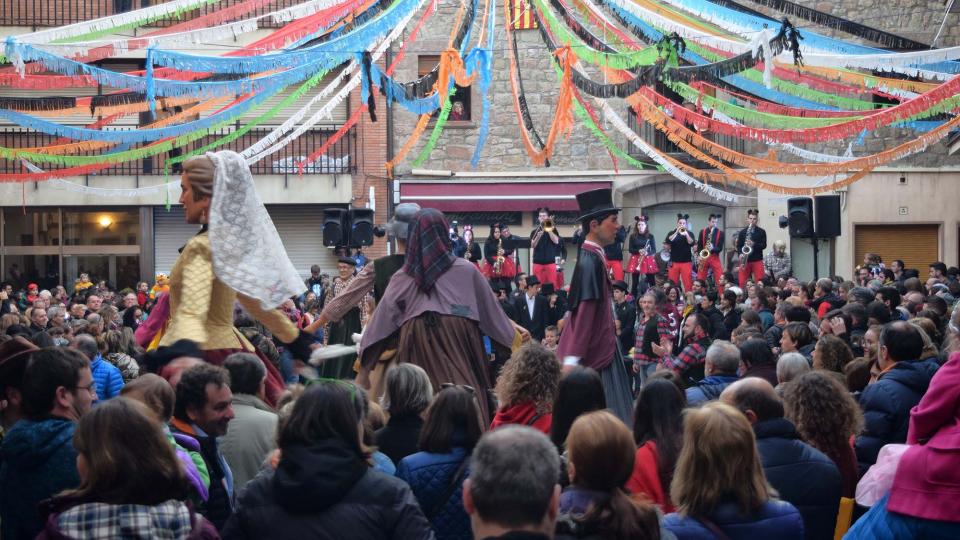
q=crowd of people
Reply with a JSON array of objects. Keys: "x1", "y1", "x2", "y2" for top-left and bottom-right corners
[{"x1": 1, "y1": 158, "x2": 959, "y2": 539}]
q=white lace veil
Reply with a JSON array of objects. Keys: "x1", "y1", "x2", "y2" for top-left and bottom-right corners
[{"x1": 206, "y1": 150, "x2": 305, "y2": 309}]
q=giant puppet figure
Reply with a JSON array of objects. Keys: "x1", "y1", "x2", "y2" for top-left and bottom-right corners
[
  {"x1": 154, "y1": 151, "x2": 314, "y2": 405},
  {"x1": 556, "y1": 188, "x2": 634, "y2": 422}
]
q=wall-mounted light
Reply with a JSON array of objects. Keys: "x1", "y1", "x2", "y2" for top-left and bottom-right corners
[{"x1": 98, "y1": 215, "x2": 113, "y2": 229}]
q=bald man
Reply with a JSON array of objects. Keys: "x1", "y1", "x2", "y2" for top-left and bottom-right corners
[{"x1": 721, "y1": 378, "x2": 841, "y2": 540}]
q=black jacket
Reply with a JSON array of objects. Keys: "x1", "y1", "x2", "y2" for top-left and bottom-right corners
[
  {"x1": 698, "y1": 305, "x2": 725, "y2": 341},
  {"x1": 513, "y1": 294, "x2": 550, "y2": 341},
  {"x1": 374, "y1": 414, "x2": 424, "y2": 466},
  {"x1": 720, "y1": 307, "x2": 741, "y2": 341},
  {"x1": 221, "y1": 440, "x2": 434, "y2": 540},
  {"x1": 614, "y1": 300, "x2": 637, "y2": 354},
  {"x1": 854, "y1": 357, "x2": 940, "y2": 472},
  {"x1": 754, "y1": 418, "x2": 842, "y2": 540},
  {"x1": 735, "y1": 226, "x2": 767, "y2": 262}
]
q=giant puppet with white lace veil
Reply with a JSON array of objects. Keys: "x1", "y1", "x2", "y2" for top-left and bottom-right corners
[{"x1": 152, "y1": 150, "x2": 314, "y2": 405}]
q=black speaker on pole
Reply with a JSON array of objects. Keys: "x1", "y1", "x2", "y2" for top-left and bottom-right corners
[
  {"x1": 787, "y1": 197, "x2": 814, "y2": 237},
  {"x1": 814, "y1": 195, "x2": 841, "y2": 237},
  {"x1": 322, "y1": 208, "x2": 348, "y2": 246},
  {"x1": 349, "y1": 208, "x2": 376, "y2": 247}
]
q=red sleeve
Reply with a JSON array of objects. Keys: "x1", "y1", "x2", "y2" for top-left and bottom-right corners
[
  {"x1": 817, "y1": 302, "x2": 831, "y2": 319},
  {"x1": 625, "y1": 442, "x2": 672, "y2": 512},
  {"x1": 907, "y1": 354, "x2": 960, "y2": 444}
]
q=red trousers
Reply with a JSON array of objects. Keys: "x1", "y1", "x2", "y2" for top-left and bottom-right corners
[
  {"x1": 532, "y1": 263, "x2": 564, "y2": 290},
  {"x1": 605, "y1": 259, "x2": 625, "y2": 281},
  {"x1": 739, "y1": 260, "x2": 765, "y2": 287},
  {"x1": 669, "y1": 261, "x2": 693, "y2": 291},
  {"x1": 697, "y1": 254, "x2": 723, "y2": 289}
]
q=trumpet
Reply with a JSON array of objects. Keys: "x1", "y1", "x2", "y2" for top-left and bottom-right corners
[
  {"x1": 542, "y1": 218, "x2": 555, "y2": 234},
  {"x1": 677, "y1": 226, "x2": 687, "y2": 236}
]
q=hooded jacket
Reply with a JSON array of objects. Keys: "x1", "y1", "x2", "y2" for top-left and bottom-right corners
[
  {"x1": 490, "y1": 402, "x2": 552, "y2": 434},
  {"x1": 685, "y1": 375, "x2": 739, "y2": 407},
  {"x1": 221, "y1": 438, "x2": 434, "y2": 539},
  {"x1": 855, "y1": 357, "x2": 940, "y2": 472},
  {"x1": 753, "y1": 418, "x2": 841, "y2": 540},
  {"x1": 664, "y1": 500, "x2": 804, "y2": 540},
  {"x1": 0, "y1": 417, "x2": 80, "y2": 540}
]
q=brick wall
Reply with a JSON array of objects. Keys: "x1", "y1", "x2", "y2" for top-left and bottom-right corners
[{"x1": 350, "y1": 54, "x2": 391, "y2": 259}]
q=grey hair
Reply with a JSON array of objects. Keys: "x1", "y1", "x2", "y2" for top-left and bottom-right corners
[
  {"x1": 468, "y1": 426, "x2": 560, "y2": 527},
  {"x1": 776, "y1": 352, "x2": 811, "y2": 384},
  {"x1": 46, "y1": 306, "x2": 63, "y2": 320},
  {"x1": 816, "y1": 278, "x2": 833, "y2": 294},
  {"x1": 73, "y1": 333, "x2": 99, "y2": 360},
  {"x1": 706, "y1": 340, "x2": 741, "y2": 375},
  {"x1": 380, "y1": 363, "x2": 433, "y2": 416}
]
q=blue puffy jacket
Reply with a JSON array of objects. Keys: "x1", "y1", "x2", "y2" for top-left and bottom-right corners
[
  {"x1": 90, "y1": 354, "x2": 124, "y2": 401},
  {"x1": 753, "y1": 418, "x2": 841, "y2": 540},
  {"x1": 396, "y1": 447, "x2": 471, "y2": 540},
  {"x1": 855, "y1": 357, "x2": 939, "y2": 472},
  {"x1": 685, "y1": 375, "x2": 739, "y2": 406},
  {"x1": 664, "y1": 500, "x2": 804, "y2": 540}
]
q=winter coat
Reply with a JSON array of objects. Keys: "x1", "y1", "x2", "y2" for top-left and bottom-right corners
[
  {"x1": 169, "y1": 430, "x2": 210, "y2": 503},
  {"x1": 699, "y1": 306, "x2": 725, "y2": 341},
  {"x1": 0, "y1": 417, "x2": 80, "y2": 540},
  {"x1": 685, "y1": 375, "x2": 739, "y2": 406},
  {"x1": 556, "y1": 487, "x2": 678, "y2": 540},
  {"x1": 663, "y1": 500, "x2": 804, "y2": 540},
  {"x1": 221, "y1": 439, "x2": 435, "y2": 540},
  {"x1": 171, "y1": 419, "x2": 234, "y2": 531},
  {"x1": 375, "y1": 414, "x2": 424, "y2": 465},
  {"x1": 490, "y1": 402, "x2": 552, "y2": 434},
  {"x1": 855, "y1": 357, "x2": 940, "y2": 472},
  {"x1": 104, "y1": 352, "x2": 140, "y2": 383},
  {"x1": 90, "y1": 354, "x2": 124, "y2": 400},
  {"x1": 743, "y1": 363, "x2": 779, "y2": 388},
  {"x1": 220, "y1": 394, "x2": 278, "y2": 491},
  {"x1": 720, "y1": 308, "x2": 741, "y2": 341},
  {"x1": 753, "y1": 418, "x2": 841, "y2": 540},
  {"x1": 887, "y1": 352, "x2": 960, "y2": 522},
  {"x1": 845, "y1": 493, "x2": 960, "y2": 540},
  {"x1": 37, "y1": 498, "x2": 219, "y2": 540},
  {"x1": 396, "y1": 446, "x2": 471, "y2": 540}
]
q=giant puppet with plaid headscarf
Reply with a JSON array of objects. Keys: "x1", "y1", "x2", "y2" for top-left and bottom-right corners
[{"x1": 359, "y1": 209, "x2": 526, "y2": 424}]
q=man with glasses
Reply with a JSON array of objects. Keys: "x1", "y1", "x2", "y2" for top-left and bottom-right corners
[{"x1": 0, "y1": 347, "x2": 96, "y2": 539}]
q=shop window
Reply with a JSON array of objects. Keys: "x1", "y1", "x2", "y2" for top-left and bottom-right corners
[
  {"x1": 418, "y1": 56, "x2": 472, "y2": 121},
  {"x1": 63, "y1": 209, "x2": 140, "y2": 246},
  {"x1": 3, "y1": 254, "x2": 59, "y2": 290},
  {"x1": 3, "y1": 209, "x2": 60, "y2": 246}
]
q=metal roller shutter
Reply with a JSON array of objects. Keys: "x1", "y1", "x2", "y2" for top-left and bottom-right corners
[
  {"x1": 153, "y1": 204, "x2": 340, "y2": 279},
  {"x1": 854, "y1": 224, "x2": 939, "y2": 273}
]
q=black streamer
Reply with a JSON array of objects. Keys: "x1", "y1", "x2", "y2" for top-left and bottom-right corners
[
  {"x1": 0, "y1": 96, "x2": 77, "y2": 112},
  {"x1": 511, "y1": 23, "x2": 551, "y2": 166},
  {"x1": 362, "y1": 51, "x2": 377, "y2": 122}
]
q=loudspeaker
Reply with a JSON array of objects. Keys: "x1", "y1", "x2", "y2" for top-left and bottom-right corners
[
  {"x1": 349, "y1": 208, "x2": 376, "y2": 247},
  {"x1": 787, "y1": 197, "x2": 814, "y2": 237},
  {"x1": 322, "y1": 208, "x2": 348, "y2": 246},
  {"x1": 814, "y1": 195, "x2": 841, "y2": 237}
]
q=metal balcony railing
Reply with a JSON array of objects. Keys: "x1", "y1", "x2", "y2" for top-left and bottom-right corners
[
  {"x1": 0, "y1": 0, "x2": 310, "y2": 29},
  {"x1": 0, "y1": 124, "x2": 356, "y2": 177}
]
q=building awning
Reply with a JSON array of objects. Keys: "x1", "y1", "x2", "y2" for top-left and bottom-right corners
[{"x1": 397, "y1": 180, "x2": 612, "y2": 212}]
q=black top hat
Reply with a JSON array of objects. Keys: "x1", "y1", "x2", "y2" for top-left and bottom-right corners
[
  {"x1": 541, "y1": 283, "x2": 556, "y2": 296},
  {"x1": 612, "y1": 280, "x2": 629, "y2": 293},
  {"x1": 576, "y1": 188, "x2": 620, "y2": 223},
  {"x1": 526, "y1": 275, "x2": 541, "y2": 287}
]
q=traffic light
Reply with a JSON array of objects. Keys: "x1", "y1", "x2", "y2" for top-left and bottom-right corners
[{"x1": 787, "y1": 197, "x2": 814, "y2": 237}]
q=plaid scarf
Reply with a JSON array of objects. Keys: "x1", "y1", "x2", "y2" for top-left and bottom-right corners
[{"x1": 403, "y1": 209, "x2": 455, "y2": 294}]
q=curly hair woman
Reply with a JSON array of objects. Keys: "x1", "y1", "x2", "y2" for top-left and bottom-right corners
[
  {"x1": 781, "y1": 371, "x2": 864, "y2": 498},
  {"x1": 491, "y1": 343, "x2": 561, "y2": 434},
  {"x1": 812, "y1": 334, "x2": 854, "y2": 374}
]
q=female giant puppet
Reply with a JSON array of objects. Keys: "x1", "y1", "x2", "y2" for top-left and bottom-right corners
[{"x1": 155, "y1": 151, "x2": 312, "y2": 404}]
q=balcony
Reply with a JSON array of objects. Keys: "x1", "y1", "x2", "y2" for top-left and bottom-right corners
[
  {"x1": 0, "y1": 0, "x2": 309, "y2": 29},
  {"x1": 0, "y1": 124, "x2": 356, "y2": 177}
]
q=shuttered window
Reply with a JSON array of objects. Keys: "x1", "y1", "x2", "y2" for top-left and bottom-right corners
[
  {"x1": 153, "y1": 205, "x2": 341, "y2": 279},
  {"x1": 854, "y1": 224, "x2": 939, "y2": 273}
]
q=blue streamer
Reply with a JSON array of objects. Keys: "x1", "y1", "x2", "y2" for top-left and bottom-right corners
[
  {"x1": 145, "y1": 45, "x2": 157, "y2": 120},
  {"x1": 855, "y1": 128, "x2": 868, "y2": 146},
  {"x1": 283, "y1": 0, "x2": 385, "y2": 50},
  {"x1": 468, "y1": 0, "x2": 496, "y2": 168}
]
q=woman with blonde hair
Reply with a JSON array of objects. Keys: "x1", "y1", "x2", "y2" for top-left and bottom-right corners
[
  {"x1": 558, "y1": 410, "x2": 662, "y2": 539},
  {"x1": 491, "y1": 343, "x2": 561, "y2": 434},
  {"x1": 664, "y1": 402, "x2": 803, "y2": 539}
]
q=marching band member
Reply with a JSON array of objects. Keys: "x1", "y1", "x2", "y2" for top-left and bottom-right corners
[
  {"x1": 530, "y1": 207, "x2": 565, "y2": 290},
  {"x1": 626, "y1": 215, "x2": 657, "y2": 297},
  {"x1": 483, "y1": 223, "x2": 516, "y2": 290},
  {"x1": 696, "y1": 213, "x2": 725, "y2": 290},
  {"x1": 736, "y1": 209, "x2": 767, "y2": 287},
  {"x1": 666, "y1": 214, "x2": 695, "y2": 292},
  {"x1": 458, "y1": 225, "x2": 482, "y2": 266},
  {"x1": 604, "y1": 224, "x2": 627, "y2": 282}
]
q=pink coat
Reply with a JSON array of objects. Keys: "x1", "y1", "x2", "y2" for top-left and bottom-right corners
[{"x1": 888, "y1": 352, "x2": 960, "y2": 522}]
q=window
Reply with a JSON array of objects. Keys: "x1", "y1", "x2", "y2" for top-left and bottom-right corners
[
  {"x1": 63, "y1": 209, "x2": 140, "y2": 246},
  {"x1": 3, "y1": 209, "x2": 60, "y2": 246},
  {"x1": 418, "y1": 56, "x2": 472, "y2": 121}
]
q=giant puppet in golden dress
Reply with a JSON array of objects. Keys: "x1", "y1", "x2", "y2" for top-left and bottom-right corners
[{"x1": 154, "y1": 150, "x2": 313, "y2": 404}]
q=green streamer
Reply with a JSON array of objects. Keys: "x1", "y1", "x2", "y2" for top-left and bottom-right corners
[
  {"x1": 412, "y1": 88, "x2": 455, "y2": 167},
  {"x1": 52, "y1": 0, "x2": 221, "y2": 44}
]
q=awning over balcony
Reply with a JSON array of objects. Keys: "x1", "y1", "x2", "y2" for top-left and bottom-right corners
[{"x1": 397, "y1": 179, "x2": 613, "y2": 212}]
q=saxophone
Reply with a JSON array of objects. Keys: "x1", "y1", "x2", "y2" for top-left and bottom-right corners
[{"x1": 493, "y1": 239, "x2": 505, "y2": 275}]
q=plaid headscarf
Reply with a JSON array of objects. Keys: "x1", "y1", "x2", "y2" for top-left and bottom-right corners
[{"x1": 403, "y1": 209, "x2": 455, "y2": 294}]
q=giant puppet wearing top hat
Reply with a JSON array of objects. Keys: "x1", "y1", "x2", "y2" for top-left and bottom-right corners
[{"x1": 556, "y1": 188, "x2": 634, "y2": 422}]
